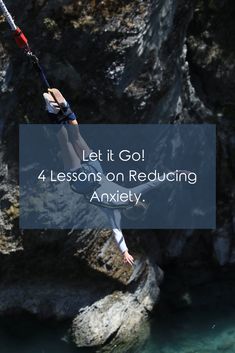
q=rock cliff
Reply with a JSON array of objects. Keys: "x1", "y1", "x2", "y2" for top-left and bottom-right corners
[{"x1": 0, "y1": 0, "x2": 234, "y2": 352}]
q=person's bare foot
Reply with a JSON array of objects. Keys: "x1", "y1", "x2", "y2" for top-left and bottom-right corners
[
  {"x1": 43, "y1": 88, "x2": 67, "y2": 114},
  {"x1": 43, "y1": 88, "x2": 78, "y2": 124},
  {"x1": 48, "y1": 88, "x2": 67, "y2": 106}
]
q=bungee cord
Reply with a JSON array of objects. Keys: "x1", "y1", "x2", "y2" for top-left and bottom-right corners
[
  {"x1": 0, "y1": 0, "x2": 67, "y2": 113},
  {"x1": 0, "y1": 0, "x2": 17, "y2": 31}
]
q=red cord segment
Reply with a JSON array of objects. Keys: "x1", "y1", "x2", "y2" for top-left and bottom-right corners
[{"x1": 14, "y1": 27, "x2": 28, "y2": 49}]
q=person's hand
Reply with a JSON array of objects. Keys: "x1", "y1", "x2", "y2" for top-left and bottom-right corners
[{"x1": 123, "y1": 251, "x2": 134, "y2": 266}]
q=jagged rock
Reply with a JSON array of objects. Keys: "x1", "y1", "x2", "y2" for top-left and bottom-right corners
[
  {"x1": 187, "y1": 0, "x2": 235, "y2": 109},
  {"x1": 71, "y1": 260, "x2": 163, "y2": 350}
]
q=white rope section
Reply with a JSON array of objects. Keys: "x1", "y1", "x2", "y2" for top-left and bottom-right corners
[{"x1": 0, "y1": 0, "x2": 17, "y2": 31}]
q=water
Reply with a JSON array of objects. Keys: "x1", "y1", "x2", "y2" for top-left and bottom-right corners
[
  {"x1": 144, "y1": 301, "x2": 235, "y2": 353},
  {"x1": 143, "y1": 271, "x2": 235, "y2": 353},
  {"x1": 0, "y1": 275, "x2": 235, "y2": 353},
  {"x1": 0, "y1": 316, "x2": 89, "y2": 353}
]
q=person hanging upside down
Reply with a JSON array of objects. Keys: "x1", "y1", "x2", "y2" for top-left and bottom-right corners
[
  {"x1": 43, "y1": 89, "x2": 179, "y2": 266},
  {"x1": 43, "y1": 88, "x2": 136, "y2": 265}
]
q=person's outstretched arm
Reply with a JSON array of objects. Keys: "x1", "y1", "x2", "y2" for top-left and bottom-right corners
[
  {"x1": 103, "y1": 209, "x2": 134, "y2": 266},
  {"x1": 113, "y1": 228, "x2": 134, "y2": 266}
]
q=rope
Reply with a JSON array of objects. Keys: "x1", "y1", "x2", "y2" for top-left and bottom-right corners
[
  {"x1": 0, "y1": 1, "x2": 51, "y2": 90},
  {"x1": 0, "y1": 0, "x2": 17, "y2": 31},
  {"x1": 27, "y1": 52, "x2": 51, "y2": 89},
  {"x1": 27, "y1": 53, "x2": 69, "y2": 116},
  {"x1": 0, "y1": 1, "x2": 68, "y2": 117}
]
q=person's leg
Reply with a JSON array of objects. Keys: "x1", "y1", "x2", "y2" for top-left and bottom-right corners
[
  {"x1": 56, "y1": 126, "x2": 81, "y2": 171},
  {"x1": 43, "y1": 89, "x2": 82, "y2": 171},
  {"x1": 130, "y1": 170, "x2": 190, "y2": 196},
  {"x1": 67, "y1": 124, "x2": 91, "y2": 161},
  {"x1": 130, "y1": 178, "x2": 163, "y2": 196},
  {"x1": 44, "y1": 88, "x2": 91, "y2": 163}
]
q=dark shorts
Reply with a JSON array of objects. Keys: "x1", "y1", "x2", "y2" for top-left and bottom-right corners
[{"x1": 70, "y1": 160, "x2": 103, "y2": 195}]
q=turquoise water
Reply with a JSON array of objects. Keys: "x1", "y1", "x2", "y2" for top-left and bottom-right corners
[
  {"x1": 143, "y1": 272, "x2": 235, "y2": 353},
  {"x1": 144, "y1": 302, "x2": 235, "y2": 353},
  {"x1": 1, "y1": 276, "x2": 235, "y2": 353}
]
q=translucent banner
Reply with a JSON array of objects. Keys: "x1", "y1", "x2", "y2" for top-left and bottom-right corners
[{"x1": 19, "y1": 124, "x2": 216, "y2": 229}]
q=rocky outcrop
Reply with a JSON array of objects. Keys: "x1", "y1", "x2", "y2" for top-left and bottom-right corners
[
  {"x1": 1, "y1": 0, "x2": 195, "y2": 139},
  {"x1": 186, "y1": 0, "x2": 235, "y2": 266},
  {"x1": 187, "y1": 0, "x2": 235, "y2": 110},
  {"x1": 0, "y1": 151, "x2": 163, "y2": 349},
  {"x1": 0, "y1": 226, "x2": 163, "y2": 349},
  {"x1": 72, "y1": 260, "x2": 163, "y2": 352}
]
